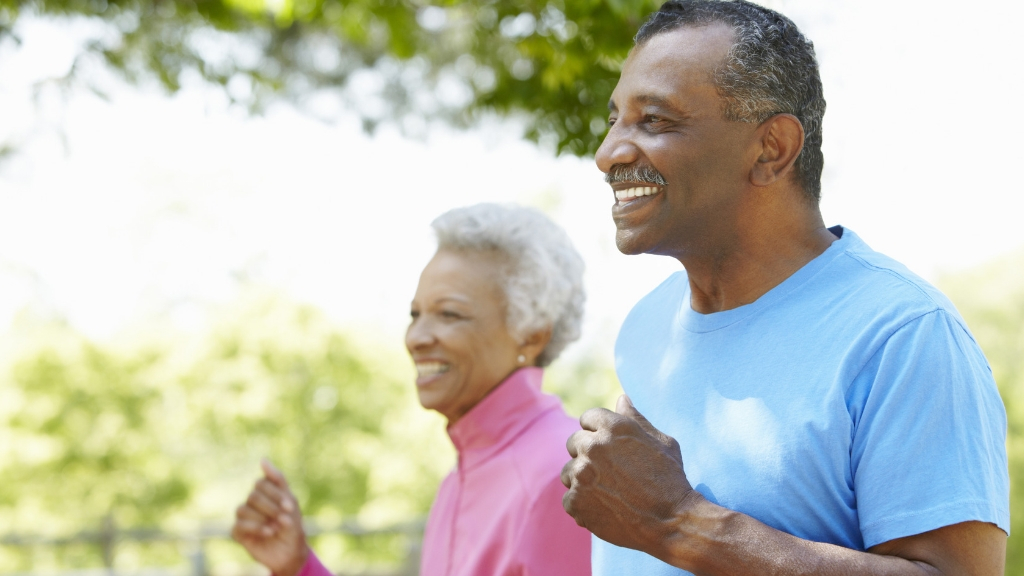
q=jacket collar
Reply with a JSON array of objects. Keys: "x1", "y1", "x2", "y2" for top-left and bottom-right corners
[{"x1": 446, "y1": 367, "x2": 560, "y2": 468}]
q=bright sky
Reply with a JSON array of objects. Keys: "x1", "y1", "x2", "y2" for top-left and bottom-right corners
[{"x1": 1, "y1": 0, "x2": 1022, "y2": 359}]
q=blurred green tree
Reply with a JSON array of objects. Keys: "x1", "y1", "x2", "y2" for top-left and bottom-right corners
[
  {"x1": 0, "y1": 331, "x2": 192, "y2": 570},
  {"x1": 0, "y1": 0, "x2": 661, "y2": 155},
  {"x1": 941, "y1": 250, "x2": 1024, "y2": 575},
  {"x1": 0, "y1": 291, "x2": 452, "y2": 572},
  {"x1": 3, "y1": 346, "x2": 187, "y2": 508}
]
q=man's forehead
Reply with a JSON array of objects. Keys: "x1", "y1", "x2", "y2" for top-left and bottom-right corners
[{"x1": 617, "y1": 23, "x2": 735, "y2": 95}]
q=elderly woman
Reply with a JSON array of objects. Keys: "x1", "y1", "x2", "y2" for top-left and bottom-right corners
[{"x1": 232, "y1": 203, "x2": 591, "y2": 576}]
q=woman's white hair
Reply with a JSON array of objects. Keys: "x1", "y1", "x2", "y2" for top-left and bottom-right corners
[{"x1": 431, "y1": 203, "x2": 586, "y2": 367}]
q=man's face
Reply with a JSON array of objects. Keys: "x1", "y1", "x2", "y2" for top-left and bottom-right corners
[{"x1": 595, "y1": 24, "x2": 763, "y2": 259}]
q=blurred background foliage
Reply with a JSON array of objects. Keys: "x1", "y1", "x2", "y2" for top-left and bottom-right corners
[{"x1": 0, "y1": 0, "x2": 661, "y2": 155}]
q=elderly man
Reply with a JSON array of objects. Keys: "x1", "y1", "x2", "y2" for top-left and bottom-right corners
[{"x1": 561, "y1": 1, "x2": 1009, "y2": 575}]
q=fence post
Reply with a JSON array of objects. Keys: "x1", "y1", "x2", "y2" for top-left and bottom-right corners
[
  {"x1": 188, "y1": 537, "x2": 208, "y2": 576},
  {"x1": 100, "y1": 514, "x2": 115, "y2": 571},
  {"x1": 401, "y1": 526, "x2": 421, "y2": 576}
]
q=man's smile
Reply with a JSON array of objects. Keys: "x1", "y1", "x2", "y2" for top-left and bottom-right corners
[
  {"x1": 615, "y1": 185, "x2": 662, "y2": 203},
  {"x1": 605, "y1": 163, "x2": 668, "y2": 206}
]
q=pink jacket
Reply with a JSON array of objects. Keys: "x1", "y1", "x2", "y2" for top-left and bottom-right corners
[{"x1": 297, "y1": 367, "x2": 590, "y2": 576}]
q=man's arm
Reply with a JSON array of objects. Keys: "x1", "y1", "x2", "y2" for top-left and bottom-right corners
[
  {"x1": 560, "y1": 396, "x2": 1006, "y2": 576},
  {"x1": 661, "y1": 498, "x2": 1003, "y2": 575}
]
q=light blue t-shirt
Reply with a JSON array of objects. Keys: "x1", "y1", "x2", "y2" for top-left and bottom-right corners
[{"x1": 594, "y1": 227, "x2": 1009, "y2": 575}]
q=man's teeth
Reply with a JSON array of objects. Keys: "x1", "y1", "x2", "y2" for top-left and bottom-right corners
[
  {"x1": 615, "y1": 186, "x2": 660, "y2": 201},
  {"x1": 416, "y1": 362, "x2": 450, "y2": 377}
]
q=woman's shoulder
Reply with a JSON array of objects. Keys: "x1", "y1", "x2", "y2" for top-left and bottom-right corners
[{"x1": 503, "y1": 404, "x2": 578, "y2": 491}]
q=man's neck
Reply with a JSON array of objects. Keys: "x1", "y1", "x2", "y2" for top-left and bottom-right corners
[{"x1": 681, "y1": 202, "x2": 836, "y2": 315}]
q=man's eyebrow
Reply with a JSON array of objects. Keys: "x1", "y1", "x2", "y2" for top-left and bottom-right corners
[
  {"x1": 634, "y1": 94, "x2": 675, "y2": 109},
  {"x1": 607, "y1": 94, "x2": 679, "y2": 113}
]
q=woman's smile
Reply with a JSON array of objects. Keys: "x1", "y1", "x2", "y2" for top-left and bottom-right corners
[{"x1": 414, "y1": 360, "x2": 452, "y2": 385}]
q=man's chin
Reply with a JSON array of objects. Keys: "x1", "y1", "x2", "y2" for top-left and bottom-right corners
[{"x1": 614, "y1": 230, "x2": 652, "y2": 256}]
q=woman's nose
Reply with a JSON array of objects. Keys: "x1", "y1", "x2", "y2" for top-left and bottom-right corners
[
  {"x1": 405, "y1": 319, "x2": 435, "y2": 351},
  {"x1": 595, "y1": 124, "x2": 640, "y2": 175}
]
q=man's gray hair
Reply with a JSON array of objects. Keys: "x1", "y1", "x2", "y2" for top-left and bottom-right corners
[
  {"x1": 636, "y1": 0, "x2": 826, "y2": 202},
  {"x1": 431, "y1": 203, "x2": 585, "y2": 367}
]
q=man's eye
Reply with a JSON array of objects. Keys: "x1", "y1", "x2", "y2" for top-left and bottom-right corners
[
  {"x1": 409, "y1": 310, "x2": 420, "y2": 319},
  {"x1": 644, "y1": 115, "x2": 663, "y2": 124},
  {"x1": 441, "y1": 310, "x2": 462, "y2": 319},
  {"x1": 608, "y1": 117, "x2": 617, "y2": 127}
]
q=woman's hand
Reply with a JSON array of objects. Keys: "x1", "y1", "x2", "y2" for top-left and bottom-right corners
[{"x1": 231, "y1": 459, "x2": 309, "y2": 576}]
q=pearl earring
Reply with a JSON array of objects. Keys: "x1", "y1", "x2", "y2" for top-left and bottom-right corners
[{"x1": 517, "y1": 354, "x2": 526, "y2": 364}]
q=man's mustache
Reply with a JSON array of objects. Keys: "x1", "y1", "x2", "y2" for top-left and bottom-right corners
[{"x1": 605, "y1": 164, "x2": 667, "y2": 186}]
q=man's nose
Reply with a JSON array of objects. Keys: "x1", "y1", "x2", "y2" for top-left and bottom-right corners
[{"x1": 595, "y1": 125, "x2": 640, "y2": 174}]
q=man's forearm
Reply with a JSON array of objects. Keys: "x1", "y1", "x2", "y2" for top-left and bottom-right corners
[{"x1": 655, "y1": 493, "x2": 994, "y2": 576}]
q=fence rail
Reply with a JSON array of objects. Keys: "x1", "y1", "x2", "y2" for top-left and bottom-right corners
[{"x1": 0, "y1": 517, "x2": 425, "y2": 576}]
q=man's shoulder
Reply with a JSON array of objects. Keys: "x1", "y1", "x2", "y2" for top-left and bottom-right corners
[{"x1": 825, "y1": 229, "x2": 964, "y2": 325}]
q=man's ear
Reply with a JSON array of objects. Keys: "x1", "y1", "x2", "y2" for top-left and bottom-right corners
[
  {"x1": 519, "y1": 326, "x2": 553, "y2": 366},
  {"x1": 750, "y1": 113, "x2": 804, "y2": 187}
]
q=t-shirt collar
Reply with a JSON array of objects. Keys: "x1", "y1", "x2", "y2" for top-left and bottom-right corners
[{"x1": 679, "y1": 225, "x2": 854, "y2": 333}]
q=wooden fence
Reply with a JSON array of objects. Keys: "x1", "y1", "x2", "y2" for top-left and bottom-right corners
[{"x1": 0, "y1": 517, "x2": 425, "y2": 576}]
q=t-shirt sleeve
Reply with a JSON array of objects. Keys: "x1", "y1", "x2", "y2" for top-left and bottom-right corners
[
  {"x1": 848, "y1": 309, "x2": 1009, "y2": 548},
  {"x1": 514, "y1": 474, "x2": 592, "y2": 576}
]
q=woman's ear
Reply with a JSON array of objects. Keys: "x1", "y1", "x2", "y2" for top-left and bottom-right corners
[
  {"x1": 519, "y1": 327, "x2": 553, "y2": 366},
  {"x1": 750, "y1": 113, "x2": 804, "y2": 187}
]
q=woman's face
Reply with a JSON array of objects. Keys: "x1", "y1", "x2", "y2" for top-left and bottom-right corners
[{"x1": 406, "y1": 249, "x2": 522, "y2": 423}]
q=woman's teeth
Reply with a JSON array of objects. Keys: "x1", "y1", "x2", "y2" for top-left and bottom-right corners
[
  {"x1": 615, "y1": 186, "x2": 660, "y2": 202},
  {"x1": 416, "y1": 362, "x2": 450, "y2": 377}
]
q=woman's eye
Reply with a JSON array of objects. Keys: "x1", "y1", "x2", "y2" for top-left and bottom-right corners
[
  {"x1": 409, "y1": 310, "x2": 420, "y2": 320},
  {"x1": 440, "y1": 310, "x2": 462, "y2": 319}
]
